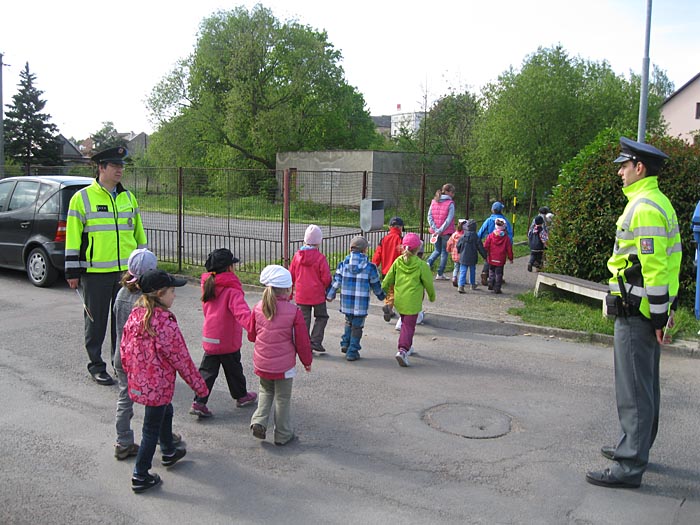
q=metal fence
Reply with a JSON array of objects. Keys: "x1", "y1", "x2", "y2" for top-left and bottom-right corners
[{"x1": 2, "y1": 165, "x2": 517, "y2": 275}]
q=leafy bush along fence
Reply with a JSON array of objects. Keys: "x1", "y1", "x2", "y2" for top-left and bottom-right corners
[
  {"x1": 548, "y1": 129, "x2": 700, "y2": 308},
  {"x1": 4, "y1": 164, "x2": 551, "y2": 274}
]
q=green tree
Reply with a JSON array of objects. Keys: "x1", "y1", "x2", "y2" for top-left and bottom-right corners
[
  {"x1": 469, "y1": 46, "x2": 673, "y2": 204},
  {"x1": 146, "y1": 4, "x2": 381, "y2": 175},
  {"x1": 91, "y1": 121, "x2": 127, "y2": 152},
  {"x1": 3, "y1": 62, "x2": 62, "y2": 169}
]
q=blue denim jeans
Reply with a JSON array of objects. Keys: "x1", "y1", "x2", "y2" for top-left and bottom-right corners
[
  {"x1": 426, "y1": 234, "x2": 449, "y2": 276},
  {"x1": 134, "y1": 403, "x2": 175, "y2": 477},
  {"x1": 458, "y1": 264, "x2": 477, "y2": 286},
  {"x1": 341, "y1": 314, "x2": 366, "y2": 358}
]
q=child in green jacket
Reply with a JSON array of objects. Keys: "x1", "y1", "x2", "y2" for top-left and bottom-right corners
[{"x1": 381, "y1": 233, "x2": 436, "y2": 367}]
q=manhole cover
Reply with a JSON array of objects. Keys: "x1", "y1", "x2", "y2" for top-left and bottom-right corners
[{"x1": 423, "y1": 403, "x2": 512, "y2": 439}]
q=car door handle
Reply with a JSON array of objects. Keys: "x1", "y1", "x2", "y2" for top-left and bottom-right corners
[{"x1": 20, "y1": 222, "x2": 31, "y2": 228}]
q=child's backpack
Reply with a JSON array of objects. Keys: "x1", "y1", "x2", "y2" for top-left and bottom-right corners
[{"x1": 529, "y1": 225, "x2": 544, "y2": 250}]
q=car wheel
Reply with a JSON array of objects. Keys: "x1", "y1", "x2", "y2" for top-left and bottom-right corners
[{"x1": 26, "y1": 247, "x2": 58, "y2": 287}]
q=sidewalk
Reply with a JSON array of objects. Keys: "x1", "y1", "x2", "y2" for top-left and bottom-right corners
[{"x1": 373, "y1": 256, "x2": 700, "y2": 357}]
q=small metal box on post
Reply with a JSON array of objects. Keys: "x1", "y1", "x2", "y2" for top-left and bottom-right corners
[
  {"x1": 692, "y1": 200, "x2": 700, "y2": 320},
  {"x1": 360, "y1": 198, "x2": 384, "y2": 233}
]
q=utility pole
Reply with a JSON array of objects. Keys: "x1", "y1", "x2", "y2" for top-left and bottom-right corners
[{"x1": 637, "y1": 0, "x2": 652, "y2": 142}]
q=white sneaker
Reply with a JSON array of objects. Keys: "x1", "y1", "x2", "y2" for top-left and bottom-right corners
[
  {"x1": 395, "y1": 350, "x2": 409, "y2": 367},
  {"x1": 417, "y1": 311, "x2": 424, "y2": 324},
  {"x1": 395, "y1": 318, "x2": 402, "y2": 331},
  {"x1": 406, "y1": 346, "x2": 416, "y2": 356},
  {"x1": 435, "y1": 274, "x2": 448, "y2": 281}
]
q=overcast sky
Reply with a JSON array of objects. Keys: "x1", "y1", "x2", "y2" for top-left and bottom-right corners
[{"x1": 1, "y1": 0, "x2": 698, "y2": 140}]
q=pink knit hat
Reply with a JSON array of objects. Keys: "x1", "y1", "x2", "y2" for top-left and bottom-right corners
[{"x1": 304, "y1": 224, "x2": 323, "y2": 245}]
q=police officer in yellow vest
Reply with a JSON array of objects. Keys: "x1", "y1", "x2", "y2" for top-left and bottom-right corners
[
  {"x1": 65, "y1": 147, "x2": 147, "y2": 385},
  {"x1": 586, "y1": 137, "x2": 681, "y2": 489}
]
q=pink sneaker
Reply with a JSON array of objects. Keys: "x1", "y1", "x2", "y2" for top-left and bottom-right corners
[
  {"x1": 236, "y1": 392, "x2": 258, "y2": 407},
  {"x1": 189, "y1": 402, "x2": 213, "y2": 418}
]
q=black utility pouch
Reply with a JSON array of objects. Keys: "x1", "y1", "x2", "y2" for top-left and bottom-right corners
[{"x1": 605, "y1": 294, "x2": 623, "y2": 318}]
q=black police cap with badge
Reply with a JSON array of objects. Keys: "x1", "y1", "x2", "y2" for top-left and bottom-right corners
[
  {"x1": 613, "y1": 137, "x2": 669, "y2": 174},
  {"x1": 91, "y1": 146, "x2": 128, "y2": 166}
]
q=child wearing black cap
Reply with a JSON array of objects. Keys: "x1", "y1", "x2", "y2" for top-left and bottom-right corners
[
  {"x1": 527, "y1": 215, "x2": 549, "y2": 272},
  {"x1": 371, "y1": 216, "x2": 404, "y2": 322},
  {"x1": 190, "y1": 248, "x2": 257, "y2": 419},
  {"x1": 120, "y1": 269, "x2": 208, "y2": 493}
]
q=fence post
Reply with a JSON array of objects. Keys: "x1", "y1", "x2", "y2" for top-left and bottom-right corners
[
  {"x1": 419, "y1": 172, "x2": 427, "y2": 238},
  {"x1": 362, "y1": 170, "x2": 368, "y2": 199},
  {"x1": 177, "y1": 167, "x2": 183, "y2": 272},
  {"x1": 282, "y1": 168, "x2": 291, "y2": 268},
  {"x1": 465, "y1": 176, "x2": 472, "y2": 219}
]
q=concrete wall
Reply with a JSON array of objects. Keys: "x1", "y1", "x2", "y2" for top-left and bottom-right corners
[
  {"x1": 662, "y1": 76, "x2": 700, "y2": 143},
  {"x1": 276, "y1": 150, "x2": 454, "y2": 207}
]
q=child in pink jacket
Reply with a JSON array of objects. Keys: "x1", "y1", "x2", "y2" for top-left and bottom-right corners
[
  {"x1": 249, "y1": 265, "x2": 313, "y2": 446},
  {"x1": 289, "y1": 225, "x2": 332, "y2": 353},
  {"x1": 120, "y1": 269, "x2": 208, "y2": 493},
  {"x1": 190, "y1": 248, "x2": 257, "y2": 419},
  {"x1": 483, "y1": 218, "x2": 514, "y2": 294}
]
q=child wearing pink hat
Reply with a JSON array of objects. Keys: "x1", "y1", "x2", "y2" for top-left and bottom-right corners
[
  {"x1": 380, "y1": 233, "x2": 436, "y2": 367},
  {"x1": 289, "y1": 225, "x2": 332, "y2": 353}
]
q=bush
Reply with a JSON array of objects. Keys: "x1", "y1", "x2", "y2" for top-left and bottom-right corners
[{"x1": 547, "y1": 128, "x2": 700, "y2": 308}]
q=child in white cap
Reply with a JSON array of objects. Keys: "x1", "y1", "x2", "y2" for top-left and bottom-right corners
[
  {"x1": 249, "y1": 265, "x2": 313, "y2": 445},
  {"x1": 113, "y1": 249, "x2": 182, "y2": 460},
  {"x1": 381, "y1": 233, "x2": 436, "y2": 367},
  {"x1": 289, "y1": 225, "x2": 332, "y2": 353}
]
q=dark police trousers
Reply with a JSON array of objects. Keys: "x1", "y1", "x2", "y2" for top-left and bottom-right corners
[
  {"x1": 609, "y1": 314, "x2": 660, "y2": 483},
  {"x1": 82, "y1": 271, "x2": 121, "y2": 375}
]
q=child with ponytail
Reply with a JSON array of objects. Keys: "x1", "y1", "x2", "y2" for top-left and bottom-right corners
[
  {"x1": 248, "y1": 265, "x2": 313, "y2": 445},
  {"x1": 190, "y1": 248, "x2": 256, "y2": 418},
  {"x1": 381, "y1": 233, "x2": 436, "y2": 367}
]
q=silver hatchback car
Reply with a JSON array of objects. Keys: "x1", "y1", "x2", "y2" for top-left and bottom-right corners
[{"x1": 0, "y1": 175, "x2": 92, "y2": 286}]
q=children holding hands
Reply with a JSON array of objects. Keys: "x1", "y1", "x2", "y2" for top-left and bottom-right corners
[
  {"x1": 190, "y1": 248, "x2": 257, "y2": 419},
  {"x1": 372, "y1": 216, "x2": 404, "y2": 321},
  {"x1": 289, "y1": 225, "x2": 332, "y2": 353},
  {"x1": 327, "y1": 235, "x2": 386, "y2": 361},
  {"x1": 249, "y1": 265, "x2": 312, "y2": 446},
  {"x1": 120, "y1": 269, "x2": 209, "y2": 493},
  {"x1": 381, "y1": 233, "x2": 436, "y2": 367}
]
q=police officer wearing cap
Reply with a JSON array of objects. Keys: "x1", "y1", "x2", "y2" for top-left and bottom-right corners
[
  {"x1": 585, "y1": 137, "x2": 682, "y2": 489},
  {"x1": 65, "y1": 147, "x2": 148, "y2": 385}
]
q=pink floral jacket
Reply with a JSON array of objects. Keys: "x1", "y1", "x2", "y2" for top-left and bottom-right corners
[{"x1": 120, "y1": 306, "x2": 208, "y2": 406}]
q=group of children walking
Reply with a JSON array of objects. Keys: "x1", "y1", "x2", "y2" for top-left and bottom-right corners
[{"x1": 112, "y1": 206, "x2": 542, "y2": 493}]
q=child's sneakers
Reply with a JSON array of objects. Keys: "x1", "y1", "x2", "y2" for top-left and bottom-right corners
[
  {"x1": 131, "y1": 472, "x2": 161, "y2": 493},
  {"x1": 395, "y1": 318, "x2": 402, "y2": 331},
  {"x1": 114, "y1": 443, "x2": 139, "y2": 460},
  {"x1": 458, "y1": 285, "x2": 466, "y2": 294},
  {"x1": 251, "y1": 423, "x2": 267, "y2": 440},
  {"x1": 312, "y1": 344, "x2": 326, "y2": 353},
  {"x1": 236, "y1": 392, "x2": 258, "y2": 407},
  {"x1": 382, "y1": 304, "x2": 393, "y2": 322},
  {"x1": 452, "y1": 278, "x2": 458, "y2": 287},
  {"x1": 189, "y1": 402, "x2": 213, "y2": 418},
  {"x1": 395, "y1": 349, "x2": 410, "y2": 367},
  {"x1": 471, "y1": 284, "x2": 478, "y2": 290},
  {"x1": 435, "y1": 274, "x2": 448, "y2": 281},
  {"x1": 161, "y1": 447, "x2": 187, "y2": 467},
  {"x1": 346, "y1": 351, "x2": 360, "y2": 361}
]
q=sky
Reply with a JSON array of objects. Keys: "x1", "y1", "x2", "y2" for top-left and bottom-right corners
[{"x1": 1, "y1": 0, "x2": 699, "y2": 141}]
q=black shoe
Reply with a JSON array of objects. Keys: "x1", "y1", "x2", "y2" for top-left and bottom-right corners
[
  {"x1": 132, "y1": 472, "x2": 161, "y2": 493},
  {"x1": 91, "y1": 371, "x2": 114, "y2": 385},
  {"x1": 527, "y1": 264, "x2": 532, "y2": 272},
  {"x1": 161, "y1": 447, "x2": 187, "y2": 467},
  {"x1": 600, "y1": 445, "x2": 616, "y2": 461},
  {"x1": 251, "y1": 423, "x2": 267, "y2": 440},
  {"x1": 312, "y1": 344, "x2": 326, "y2": 353},
  {"x1": 480, "y1": 274, "x2": 488, "y2": 286},
  {"x1": 585, "y1": 468, "x2": 640, "y2": 489}
]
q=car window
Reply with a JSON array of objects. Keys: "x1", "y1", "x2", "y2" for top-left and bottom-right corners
[
  {"x1": 0, "y1": 180, "x2": 15, "y2": 212},
  {"x1": 8, "y1": 181, "x2": 40, "y2": 211},
  {"x1": 59, "y1": 185, "x2": 88, "y2": 217},
  {"x1": 38, "y1": 185, "x2": 60, "y2": 214}
]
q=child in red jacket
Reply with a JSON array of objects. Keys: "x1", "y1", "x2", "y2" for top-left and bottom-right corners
[
  {"x1": 483, "y1": 218, "x2": 513, "y2": 294},
  {"x1": 290, "y1": 225, "x2": 332, "y2": 353},
  {"x1": 372, "y1": 216, "x2": 404, "y2": 322},
  {"x1": 190, "y1": 248, "x2": 257, "y2": 419},
  {"x1": 120, "y1": 270, "x2": 208, "y2": 493},
  {"x1": 249, "y1": 265, "x2": 313, "y2": 446}
]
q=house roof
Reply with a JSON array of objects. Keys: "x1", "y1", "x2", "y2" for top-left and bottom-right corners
[{"x1": 662, "y1": 72, "x2": 700, "y2": 105}]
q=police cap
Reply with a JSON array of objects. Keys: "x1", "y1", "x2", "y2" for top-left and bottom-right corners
[
  {"x1": 91, "y1": 146, "x2": 128, "y2": 165},
  {"x1": 613, "y1": 137, "x2": 668, "y2": 172}
]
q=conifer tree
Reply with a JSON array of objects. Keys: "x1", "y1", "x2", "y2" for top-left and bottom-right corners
[{"x1": 4, "y1": 62, "x2": 62, "y2": 170}]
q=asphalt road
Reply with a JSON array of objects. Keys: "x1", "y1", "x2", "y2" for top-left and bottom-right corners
[{"x1": 1, "y1": 270, "x2": 700, "y2": 524}]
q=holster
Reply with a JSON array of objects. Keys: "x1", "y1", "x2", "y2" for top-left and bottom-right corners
[{"x1": 605, "y1": 294, "x2": 624, "y2": 318}]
